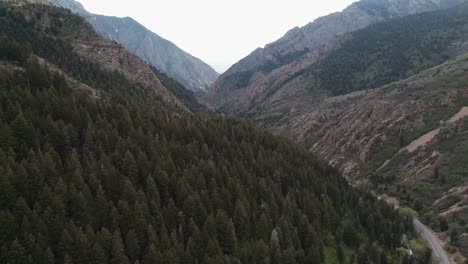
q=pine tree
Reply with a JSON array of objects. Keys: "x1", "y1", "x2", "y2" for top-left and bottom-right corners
[
  {"x1": 45, "y1": 247, "x2": 55, "y2": 264},
  {"x1": 233, "y1": 199, "x2": 249, "y2": 242},
  {"x1": 110, "y1": 230, "x2": 129, "y2": 264},
  {"x1": 125, "y1": 229, "x2": 140, "y2": 261},
  {"x1": 215, "y1": 211, "x2": 237, "y2": 255},
  {"x1": 89, "y1": 242, "x2": 106, "y2": 264},
  {"x1": 0, "y1": 173, "x2": 16, "y2": 208},
  {"x1": 305, "y1": 246, "x2": 321, "y2": 264},
  {"x1": 186, "y1": 224, "x2": 205, "y2": 262},
  {"x1": 206, "y1": 239, "x2": 223, "y2": 258},
  {"x1": 64, "y1": 253, "x2": 73, "y2": 264},
  {"x1": 337, "y1": 244, "x2": 345, "y2": 263},
  {"x1": 143, "y1": 244, "x2": 161, "y2": 264},
  {"x1": 256, "y1": 213, "x2": 272, "y2": 243},
  {"x1": 7, "y1": 239, "x2": 28, "y2": 264}
]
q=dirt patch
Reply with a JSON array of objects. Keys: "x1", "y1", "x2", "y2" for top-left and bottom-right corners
[
  {"x1": 448, "y1": 106, "x2": 468, "y2": 124},
  {"x1": 401, "y1": 128, "x2": 441, "y2": 153},
  {"x1": 401, "y1": 106, "x2": 468, "y2": 153},
  {"x1": 434, "y1": 184, "x2": 468, "y2": 216},
  {"x1": 376, "y1": 159, "x2": 391, "y2": 171}
]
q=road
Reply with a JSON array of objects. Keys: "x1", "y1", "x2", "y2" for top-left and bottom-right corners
[{"x1": 413, "y1": 219, "x2": 451, "y2": 264}]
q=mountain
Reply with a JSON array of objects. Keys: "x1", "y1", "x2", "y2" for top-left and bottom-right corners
[
  {"x1": 0, "y1": 0, "x2": 214, "y2": 113},
  {"x1": 204, "y1": 0, "x2": 468, "y2": 257},
  {"x1": 49, "y1": 0, "x2": 219, "y2": 94},
  {"x1": 0, "y1": 2, "x2": 419, "y2": 263},
  {"x1": 245, "y1": 2, "x2": 468, "y2": 124},
  {"x1": 206, "y1": 0, "x2": 468, "y2": 113},
  {"x1": 229, "y1": 3, "x2": 468, "y2": 257},
  {"x1": 0, "y1": 0, "x2": 186, "y2": 107},
  {"x1": 280, "y1": 51, "x2": 468, "y2": 257}
]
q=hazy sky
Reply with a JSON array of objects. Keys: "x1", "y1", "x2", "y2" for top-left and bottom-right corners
[{"x1": 77, "y1": 0, "x2": 356, "y2": 72}]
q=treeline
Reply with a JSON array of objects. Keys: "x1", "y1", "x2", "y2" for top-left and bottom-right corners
[
  {"x1": 304, "y1": 2, "x2": 468, "y2": 96},
  {"x1": 0, "y1": 34, "x2": 413, "y2": 263}
]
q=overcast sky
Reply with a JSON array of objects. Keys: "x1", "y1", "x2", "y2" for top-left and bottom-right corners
[{"x1": 77, "y1": 0, "x2": 356, "y2": 72}]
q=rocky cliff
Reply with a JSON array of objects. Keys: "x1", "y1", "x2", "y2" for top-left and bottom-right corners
[
  {"x1": 49, "y1": 0, "x2": 219, "y2": 93},
  {"x1": 206, "y1": 0, "x2": 467, "y2": 113}
]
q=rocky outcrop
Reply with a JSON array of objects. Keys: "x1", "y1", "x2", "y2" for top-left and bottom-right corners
[
  {"x1": 49, "y1": 0, "x2": 219, "y2": 93},
  {"x1": 206, "y1": 0, "x2": 468, "y2": 113},
  {"x1": 279, "y1": 55, "x2": 468, "y2": 179},
  {"x1": 72, "y1": 41, "x2": 184, "y2": 107}
]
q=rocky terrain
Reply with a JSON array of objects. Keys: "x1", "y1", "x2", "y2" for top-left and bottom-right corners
[
  {"x1": 204, "y1": 0, "x2": 468, "y2": 256},
  {"x1": 49, "y1": 0, "x2": 219, "y2": 93},
  {"x1": 70, "y1": 41, "x2": 183, "y2": 107},
  {"x1": 281, "y1": 54, "x2": 468, "y2": 178},
  {"x1": 273, "y1": 53, "x2": 468, "y2": 257},
  {"x1": 206, "y1": 0, "x2": 468, "y2": 113}
]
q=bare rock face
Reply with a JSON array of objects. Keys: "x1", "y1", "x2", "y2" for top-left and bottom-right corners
[
  {"x1": 206, "y1": 0, "x2": 467, "y2": 113},
  {"x1": 72, "y1": 41, "x2": 184, "y2": 108},
  {"x1": 49, "y1": 0, "x2": 219, "y2": 93}
]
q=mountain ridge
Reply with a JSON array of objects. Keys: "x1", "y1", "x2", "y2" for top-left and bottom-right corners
[
  {"x1": 49, "y1": 0, "x2": 219, "y2": 93},
  {"x1": 206, "y1": 0, "x2": 468, "y2": 113}
]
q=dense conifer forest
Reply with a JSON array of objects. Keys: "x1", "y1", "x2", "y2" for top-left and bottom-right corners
[{"x1": 0, "y1": 3, "x2": 418, "y2": 263}]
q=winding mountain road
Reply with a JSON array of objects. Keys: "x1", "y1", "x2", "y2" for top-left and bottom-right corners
[{"x1": 413, "y1": 219, "x2": 451, "y2": 264}]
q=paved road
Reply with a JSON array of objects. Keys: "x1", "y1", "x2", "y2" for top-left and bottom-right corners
[{"x1": 413, "y1": 219, "x2": 451, "y2": 264}]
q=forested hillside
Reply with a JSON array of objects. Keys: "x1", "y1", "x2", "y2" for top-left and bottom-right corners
[
  {"x1": 0, "y1": 3, "x2": 417, "y2": 263},
  {"x1": 0, "y1": 37, "x2": 413, "y2": 263},
  {"x1": 302, "y1": 2, "x2": 468, "y2": 96},
  {"x1": 271, "y1": 51, "x2": 468, "y2": 258},
  {"x1": 151, "y1": 68, "x2": 211, "y2": 113}
]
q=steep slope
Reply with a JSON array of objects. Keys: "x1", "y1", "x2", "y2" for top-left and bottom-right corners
[
  {"x1": 206, "y1": 0, "x2": 467, "y2": 113},
  {"x1": 0, "y1": 0, "x2": 214, "y2": 112},
  {"x1": 246, "y1": 3, "x2": 468, "y2": 125},
  {"x1": 49, "y1": 0, "x2": 219, "y2": 93},
  {"x1": 275, "y1": 52, "x2": 468, "y2": 257},
  {"x1": 0, "y1": 4, "x2": 416, "y2": 263}
]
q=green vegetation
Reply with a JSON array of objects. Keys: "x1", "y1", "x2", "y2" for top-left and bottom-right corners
[
  {"x1": 151, "y1": 67, "x2": 210, "y2": 113},
  {"x1": 400, "y1": 208, "x2": 419, "y2": 218},
  {"x1": 303, "y1": 3, "x2": 468, "y2": 96},
  {"x1": 0, "y1": 38, "x2": 409, "y2": 263},
  {"x1": 0, "y1": 3, "x2": 414, "y2": 263}
]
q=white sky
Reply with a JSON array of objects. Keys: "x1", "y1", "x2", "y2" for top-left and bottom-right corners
[{"x1": 77, "y1": 0, "x2": 356, "y2": 73}]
